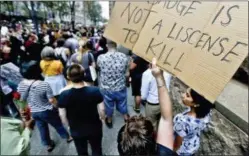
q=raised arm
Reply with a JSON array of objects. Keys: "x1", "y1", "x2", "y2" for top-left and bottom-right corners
[{"x1": 151, "y1": 58, "x2": 174, "y2": 150}]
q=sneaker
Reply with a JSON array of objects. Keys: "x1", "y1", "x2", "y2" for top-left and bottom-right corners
[
  {"x1": 133, "y1": 106, "x2": 140, "y2": 113},
  {"x1": 105, "y1": 118, "x2": 113, "y2": 129},
  {"x1": 47, "y1": 140, "x2": 55, "y2": 152}
]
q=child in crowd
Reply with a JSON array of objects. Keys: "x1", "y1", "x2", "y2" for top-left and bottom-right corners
[{"x1": 173, "y1": 88, "x2": 214, "y2": 155}]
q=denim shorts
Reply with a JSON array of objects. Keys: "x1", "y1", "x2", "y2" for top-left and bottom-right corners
[{"x1": 100, "y1": 88, "x2": 128, "y2": 117}]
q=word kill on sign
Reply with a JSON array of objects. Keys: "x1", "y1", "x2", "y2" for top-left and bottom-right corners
[{"x1": 104, "y1": 1, "x2": 248, "y2": 103}]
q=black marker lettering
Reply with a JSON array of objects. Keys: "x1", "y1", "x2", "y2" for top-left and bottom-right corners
[
  {"x1": 175, "y1": 26, "x2": 184, "y2": 40},
  {"x1": 188, "y1": 30, "x2": 201, "y2": 45},
  {"x1": 195, "y1": 33, "x2": 209, "y2": 48},
  {"x1": 148, "y1": 0, "x2": 162, "y2": 6},
  {"x1": 123, "y1": 28, "x2": 137, "y2": 43},
  {"x1": 174, "y1": 53, "x2": 185, "y2": 72},
  {"x1": 183, "y1": 1, "x2": 201, "y2": 16},
  {"x1": 143, "y1": 8, "x2": 157, "y2": 27},
  {"x1": 133, "y1": 8, "x2": 143, "y2": 24},
  {"x1": 164, "y1": 47, "x2": 174, "y2": 65},
  {"x1": 166, "y1": 0, "x2": 178, "y2": 9},
  {"x1": 202, "y1": 36, "x2": 221, "y2": 52},
  {"x1": 121, "y1": 3, "x2": 138, "y2": 24},
  {"x1": 130, "y1": 32, "x2": 139, "y2": 44},
  {"x1": 221, "y1": 5, "x2": 239, "y2": 27},
  {"x1": 221, "y1": 41, "x2": 248, "y2": 63},
  {"x1": 180, "y1": 28, "x2": 193, "y2": 42},
  {"x1": 158, "y1": 44, "x2": 166, "y2": 61},
  {"x1": 176, "y1": 1, "x2": 187, "y2": 16},
  {"x1": 212, "y1": 6, "x2": 225, "y2": 25},
  {"x1": 213, "y1": 37, "x2": 229, "y2": 56},
  {"x1": 152, "y1": 19, "x2": 163, "y2": 35},
  {"x1": 167, "y1": 22, "x2": 177, "y2": 39},
  {"x1": 145, "y1": 38, "x2": 163, "y2": 55}
]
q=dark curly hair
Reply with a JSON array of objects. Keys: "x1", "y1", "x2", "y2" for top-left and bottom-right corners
[{"x1": 117, "y1": 115, "x2": 156, "y2": 156}]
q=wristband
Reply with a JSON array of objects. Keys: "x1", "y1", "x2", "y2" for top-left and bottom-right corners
[
  {"x1": 156, "y1": 76, "x2": 165, "y2": 88},
  {"x1": 157, "y1": 84, "x2": 165, "y2": 88}
]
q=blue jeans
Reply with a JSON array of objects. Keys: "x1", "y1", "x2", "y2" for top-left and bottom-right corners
[
  {"x1": 101, "y1": 88, "x2": 128, "y2": 117},
  {"x1": 32, "y1": 109, "x2": 69, "y2": 146}
]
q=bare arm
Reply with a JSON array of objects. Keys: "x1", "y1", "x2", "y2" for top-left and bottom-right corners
[
  {"x1": 91, "y1": 62, "x2": 96, "y2": 68},
  {"x1": 59, "y1": 108, "x2": 69, "y2": 126},
  {"x1": 130, "y1": 61, "x2": 137, "y2": 70},
  {"x1": 152, "y1": 58, "x2": 174, "y2": 150},
  {"x1": 97, "y1": 102, "x2": 105, "y2": 121},
  {"x1": 49, "y1": 97, "x2": 58, "y2": 108}
]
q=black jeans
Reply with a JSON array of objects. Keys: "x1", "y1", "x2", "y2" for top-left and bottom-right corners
[{"x1": 73, "y1": 134, "x2": 102, "y2": 156}]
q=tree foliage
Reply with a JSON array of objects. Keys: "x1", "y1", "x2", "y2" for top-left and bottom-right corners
[
  {"x1": 85, "y1": 1, "x2": 103, "y2": 25},
  {"x1": 1, "y1": 1, "x2": 14, "y2": 15}
]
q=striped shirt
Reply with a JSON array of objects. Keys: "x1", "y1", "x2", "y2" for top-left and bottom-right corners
[{"x1": 17, "y1": 80, "x2": 53, "y2": 113}]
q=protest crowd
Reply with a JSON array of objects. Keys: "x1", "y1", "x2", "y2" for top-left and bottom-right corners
[{"x1": 1, "y1": 20, "x2": 215, "y2": 156}]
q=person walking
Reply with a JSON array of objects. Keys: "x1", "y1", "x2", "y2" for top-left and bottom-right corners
[
  {"x1": 68, "y1": 40, "x2": 96, "y2": 85},
  {"x1": 97, "y1": 40, "x2": 130, "y2": 128},
  {"x1": 18, "y1": 63, "x2": 72, "y2": 152},
  {"x1": 40, "y1": 46, "x2": 66, "y2": 98},
  {"x1": 54, "y1": 38, "x2": 70, "y2": 67},
  {"x1": 58, "y1": 64, "x2": 105, "y2": 156},
  {"x1": 130, "y1": 55, "x2": 149, "y2": 113}
]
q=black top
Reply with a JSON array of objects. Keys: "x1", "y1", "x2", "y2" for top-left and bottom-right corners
[
  {"x1": 157, "y1": 144, "x2": 177, "y2": 156},
  {"x1": 131, "y1": 55, "x2": 149, "y2": 78},
  {"x1": 58, "y1": 86, "x2": 103, "y2": 137}
]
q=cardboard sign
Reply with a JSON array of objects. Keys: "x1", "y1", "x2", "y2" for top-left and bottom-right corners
[
  {"x1": 104, "y1": 2, "x2": 153, "y2": 49},
  {"x1": 104, "y1": 1, "x2": 248, "y2": 103}
]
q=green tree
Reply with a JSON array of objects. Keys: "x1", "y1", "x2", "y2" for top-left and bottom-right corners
[
  {"x1": 55, "y1": 2, "x2": 70, "y2": 22},
  {"x1": 85, "y1": 1, "x2": 103, "y2": 25},
  {"x1": 41, "y1": 2, "x2": 56, "y2": 19},
  {"x1": 22, "y1": 1, "x2": 32, "y2": 17},
  {"x1": 68, "y1": 1, "x2": 76, "y2": 30},
  {"x1": 1, "y1": 1, "x2": 14, "y2": 15}
]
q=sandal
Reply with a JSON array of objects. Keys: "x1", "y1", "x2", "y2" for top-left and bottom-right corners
[{"x1": 47, "y1": 140, "x2": 55, "y2": 152}]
